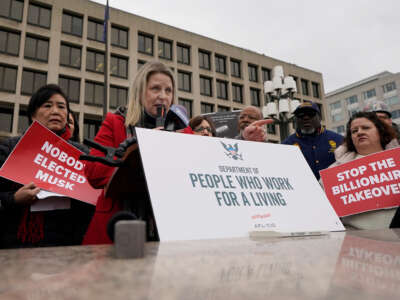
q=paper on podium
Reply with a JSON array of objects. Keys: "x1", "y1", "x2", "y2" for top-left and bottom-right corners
[
  {"x1": 31, "y1": 190, "x2": 71, "y2": 212},
  {"x1": 249, "y1": 230, "x2": 329, "y2": 238}
]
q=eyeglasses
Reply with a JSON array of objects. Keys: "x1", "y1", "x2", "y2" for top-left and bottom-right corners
[
  {"x1": 377, "y1": 114, "x2": 390, "y2": 120},
  {"x1": 296, "y1": 111, "x2": 317, "y2": 118},
  {"x1": 194, "y1": 126, "x2": 212, "y2": 133}
]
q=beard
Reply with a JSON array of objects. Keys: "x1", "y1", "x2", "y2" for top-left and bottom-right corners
[{"x1": 300, "y1": 127, "x2": 316, "y2": 135}]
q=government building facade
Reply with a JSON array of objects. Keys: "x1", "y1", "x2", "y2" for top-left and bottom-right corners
[
  {"x1": 326, "y1": 71, "x2": 400, "y2": 135},
  {"x1": 0, "y1": 0, "x2": 325, "y2": 142}
]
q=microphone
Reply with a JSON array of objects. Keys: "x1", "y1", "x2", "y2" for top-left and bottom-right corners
[
  {"x1": 164, "y1": 104, "x2": 190, "y2": 131},
  {"x1": 155, "y1": 105, "x2": 166, "y2": 128}
]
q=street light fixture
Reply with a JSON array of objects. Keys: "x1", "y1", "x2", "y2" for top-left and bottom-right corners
[{"x1": 262, "y1": 66, "x2": 300, "y2": 141}]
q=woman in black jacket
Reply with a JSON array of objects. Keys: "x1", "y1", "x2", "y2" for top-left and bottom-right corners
[{"x1": 0, "y1": 84, "x2": 93, "y2": 248}]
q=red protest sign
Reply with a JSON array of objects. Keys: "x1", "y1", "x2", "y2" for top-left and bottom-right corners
[
  {"x1": 320, "y1": 148, "x2": 400, "y2": 217},
  {"x1": 0, "y1": 121, "x2": 100, "y2": 205}
]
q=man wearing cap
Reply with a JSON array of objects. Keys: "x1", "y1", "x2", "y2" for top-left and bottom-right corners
[
  {"x1": 365, "y1": 100, "x2": 400, "y2": 141},
  {"x1": 282, "y1": 101, "x2": 343, "y2": 180}
]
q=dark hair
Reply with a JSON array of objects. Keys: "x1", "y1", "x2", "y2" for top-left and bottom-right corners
[
  {"x1": 345, "y1": 111, "x2": 396, "y2": 153},
  {"x1": 69, "y1": 111, "x2": 80, "y2": 142},
  {"x1": 189, "y1": 115, "x2": 216, "y2": 136},
  {"x1": 27, "y1": 84, "x2": 70, "y2": 123}
]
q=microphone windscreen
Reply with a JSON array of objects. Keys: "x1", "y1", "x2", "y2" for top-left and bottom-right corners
[
  {"x1": 168, "y1": 105, "x2": 189, "y2": 126},
  {"x1": 164, "y1": 104, "x2": 190, "y2": 131}
]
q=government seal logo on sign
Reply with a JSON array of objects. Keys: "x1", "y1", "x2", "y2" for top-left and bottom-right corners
[{"x1": 220, "y1": 141, "x2": 243, "y2": 160}]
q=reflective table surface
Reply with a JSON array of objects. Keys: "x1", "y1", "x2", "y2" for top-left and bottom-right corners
[{"x1": 1, "y1": 229, "x2": 400, "y2": 300}]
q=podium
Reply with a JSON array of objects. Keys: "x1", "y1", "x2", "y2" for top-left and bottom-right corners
[{"x1": 104, "y1": 143, "x2": 159, "y2": 241}]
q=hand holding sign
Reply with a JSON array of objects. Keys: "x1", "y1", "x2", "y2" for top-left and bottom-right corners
[
  {"x1": 14, "y1": 182, "x2": 40, "y2": 205},
  {"x1": 242, "y1": 119, "x2": 274, "y2": 142}
]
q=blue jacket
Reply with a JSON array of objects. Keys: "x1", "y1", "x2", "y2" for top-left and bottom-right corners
[{"x1": 282, "y1": 128, "x2": 343, "y2": 180}]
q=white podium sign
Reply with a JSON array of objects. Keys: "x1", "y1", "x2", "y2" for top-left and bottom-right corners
[{"x1": 136, "y1": 128, "x2": 344, "y2": 241}]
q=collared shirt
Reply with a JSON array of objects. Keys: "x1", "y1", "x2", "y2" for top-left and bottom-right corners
[{"x1": 282, "y1": 128, "x2": 344, "y2": 180}]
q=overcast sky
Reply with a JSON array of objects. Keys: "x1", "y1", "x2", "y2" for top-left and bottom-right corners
[{"x1": 93, "y1": 0, "x2": 400, "y2": 93}]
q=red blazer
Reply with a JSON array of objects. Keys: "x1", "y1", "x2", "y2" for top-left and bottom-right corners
[
  {"x1": 82, "y1": 112, "x2": 194, "y2": 244},
  {"x1": 82, "y1": 112, "x2": 127, "y2": 244}
]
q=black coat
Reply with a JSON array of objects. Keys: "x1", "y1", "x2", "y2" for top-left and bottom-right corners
[{"x1": 0, "y1": 136, "x2": 94, "y2": 248}]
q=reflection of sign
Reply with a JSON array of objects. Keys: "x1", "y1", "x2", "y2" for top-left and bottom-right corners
[
  {"x1": 320, "y1": 148, "x2": 400, "y2": 217},
  {"x1": 149, "y1": 234, "x2": 345, "y2": 299},
  {"x1": 0, "y1": 122, "x2": 100, "y2": 205},
  {"x1": 332, "y1": 233, "x2": 400, "y2": 298},
  {"x1": 205, "y1": 111, "x2": 241, "y2": 138},
  {"x1": 136, "y1": 128, "x2": 344, "y2": 241}
]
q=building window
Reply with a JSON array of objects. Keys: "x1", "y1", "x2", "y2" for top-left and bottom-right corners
[
  {"x1": 218, "y1": 105, "x2": 230, "y2": 112},
  {"x1": 200, "y1": 76, "x2": 212, "y2": 96},
  {"x1": 137, "y1": 59, "x2": 146, "y2": 70},
  {"x1": 138, "y1": 33, "x2": 153, "y2": 55},
  {"x1": 86, "y1": 49, "x2": 104, "y2": 73},
  {"x1": 216, "y1": 80, "x2": 228, "y2": 100},
  {"x1": 348, "y1": 109, "x2": 360, "y2": 117},
  {"x1": 331, "y1": 113, "x2": 344, "y2": 122},
  {"x1": 301, "y1": 79, "x2": 309, "y2": 96},
  {"x1": 0, "y1": 105, "x2": 13, "y2": 132},
  {"x1": 28, "y1": 2, "x2": 51, "y2": 28},
  {"x1": 262, "y1": 68, "x2": 271, "y2": 82},
  {"x1": 250, "y1": 88, "x2": 261, "y2": 106},
  {"x1": 312, "y1": 82, "x2": 320, "y2": 98},
  {"x1": 83, "y1": 116, "x2": 102, "y2": 140},
  {"x1": 384, "y1": 96, "x2": 400, "y2": 106},
  {"x1": 62, "y1": 11, "x2": 83, "y2": 37},
  {"x1": 111, "y1": 25, "x2": 128, "y2": 48},
  {"x1": 60, "y1": 43, "x2": 81, "y2": 69},
  {"x1": 335, "y1": 125, "x2": 345, "y2": 135},
  {"x1": 59, "y1": 75, "x2": 80, "y2": 103},
  {"x1": 0, "y1": 0, "x2": 24, "y2": 21},
  {"x1": 330, "y1": 101, "x2": 341, "y2": 111},
  {"x1": 363, "y1": 88, "x2": 376, "y2": 100},
  {"x1": 110, "y1": 55, "x2": 128, "y2": 78},
  {"x1": 24, "y1": 35, "x2": 49, "y2": 62},
  {"x1": 231, "y1": 59, "x2": 241, "y2": 78},
  {"x1": 199, "y1": 50, "x2": 210, "y2": 70},
  {"x1": 87, "y1": 19, "x2": 104, "y2": 42},
  {"x1": 201, "y1": 102, "x2": 214, "y2": 114},
  {"x1": 232, "y1": 83, "x2": 243, "y2": 103},
  {"x1": 178, "y1": 71, "x2": 191, "y2": 92},
  {"x1": 21, "y1": 69, "x2": 47, "y2": 95},
  {"x1": 178, "y1": 98, "x2": 192, "y2": 118},
  {"x1": 18, "y1": 106, "x2": 29, "y2": 133},
  {"x1": 0, "y1": 29, "x2": 20, "y2": 56},
  {"x1": 383, "y1": 82, "x2": 396, "y2": 93},
  {"x1": 177, "y1": 43, "x2": 190, "y2": 65},
  {"x1": 248, "y1": 64, "x2": 258, "y2": 82},
  {"x1": 0, "y1": 64, "x2": 17, "y2": 92},
  {"x1": 392, "y1": 109, "x2": 400, "y2": 120},
  {"x1": 215, "y1": 54, "x2": 226, "y2": 74},
  {"x1": 346, "y1": 95, "x2": 358, "y2": 105},
  {"x1": 85, "y1": 81, "x2": 104, "y2": 106},
  {"x1": 110, "y1": 85, "x2": 128, "y2": 109},
  {"x1": 267, "y1": 124, "x2": 276, "y2": 135},
  {"x1": 158, "y1": 38, "x2": 172, "y2": 60}
]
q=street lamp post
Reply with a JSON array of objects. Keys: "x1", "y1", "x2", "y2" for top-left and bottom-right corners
[{"x1": 262, "y1": 66, "x2": 300, "y2": 141}]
